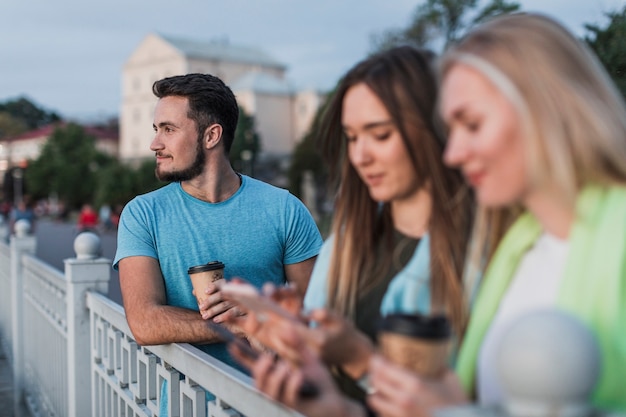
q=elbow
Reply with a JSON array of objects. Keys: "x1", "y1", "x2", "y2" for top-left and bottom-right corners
[{"x1": 126, "y1": 318, "x2": 160, "y2": 346}]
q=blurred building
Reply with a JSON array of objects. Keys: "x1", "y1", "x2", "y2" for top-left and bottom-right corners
[
  {"x1": 120, "y1": 33, "x2": 325, "y2": 165},
  {"x1": 0, "y1": 123, "x2": 119, "y2": 184}
]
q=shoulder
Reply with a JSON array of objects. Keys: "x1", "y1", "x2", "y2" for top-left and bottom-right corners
[
  {"x1": 127, "y1": 183, "x2": 176, "y2": 206},
  {"x1": 241, "y1": 176, "x2": 289, "y2": 197},
  {"x1": 240, "y1": 176, "x2": 306, "y2": 209}
]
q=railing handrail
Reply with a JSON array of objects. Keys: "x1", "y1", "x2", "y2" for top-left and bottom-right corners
[{"x1": 87, "y1": 288, "x2": 300, "y2": 417}]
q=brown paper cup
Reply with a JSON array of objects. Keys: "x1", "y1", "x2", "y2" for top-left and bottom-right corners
[
  {"x1": 188, "y1": 261, "x2": 225, "y2": 305},
  {"x1": 378, "y1": 314, "x2": 451, "y2": 379}
]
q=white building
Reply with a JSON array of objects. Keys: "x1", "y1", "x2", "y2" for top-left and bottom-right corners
[
  {"x1": 120, "y1": 33, "x2": 325, "y2": 164},
  {"x1": 0, "y1": 123, "x2": 118, "y2": 174}
]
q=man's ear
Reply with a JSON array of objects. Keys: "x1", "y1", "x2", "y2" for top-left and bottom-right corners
[{"x1": 204, "y1": 124, "x2": 223, "y2": 150}]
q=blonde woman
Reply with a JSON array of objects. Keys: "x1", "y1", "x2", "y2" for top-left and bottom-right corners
[{"x1": 367, "y1": 12, "x2": 626, "y2": 415}]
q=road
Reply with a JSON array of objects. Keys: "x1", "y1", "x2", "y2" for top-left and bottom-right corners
[{"x1": 34, "y1": 218, "x2": 123, "y2": 304}]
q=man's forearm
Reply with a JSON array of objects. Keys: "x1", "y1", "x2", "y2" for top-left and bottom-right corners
[{"x1": 127, "y1": 304, "x2": 225, "y2": 346}]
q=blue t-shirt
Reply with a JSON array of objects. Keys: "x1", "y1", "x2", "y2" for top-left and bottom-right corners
[
  {"x1": 304, "y1": 234, "x2": 431, "y2": 315},
  {"x1": 114, "y1": 175, "x2": 323, "y2": 367}
]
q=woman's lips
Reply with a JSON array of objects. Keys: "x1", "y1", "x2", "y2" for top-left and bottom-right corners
[
  {"x1": 364, "y1": 173, "x2": 384, "y2": 186},
  {"x1": 465, "y1": 171, "x2": 484, "y2": 187}
]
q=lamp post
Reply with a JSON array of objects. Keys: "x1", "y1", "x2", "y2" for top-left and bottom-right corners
[{"x1": 13, "y1": 167, "x2": 23, "y2": 206}]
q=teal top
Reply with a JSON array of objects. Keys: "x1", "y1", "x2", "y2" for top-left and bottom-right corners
[{"x1": 304, "y1": 233, "x2": 431, "y2": 318}]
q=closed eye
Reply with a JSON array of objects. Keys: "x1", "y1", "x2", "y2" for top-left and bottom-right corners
[
  {"x1": 374, "y1": 131, "x2": 392, "y2": 141},
  {"x1": 343, "y1": 131, "x2": 356, "y2": 143}
]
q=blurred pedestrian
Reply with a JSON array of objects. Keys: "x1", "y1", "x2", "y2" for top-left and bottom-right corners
[
  {"x1": 77, "y1": 203, "x2": 99, "y2": 233},
  {"x1": 9, "y1": 196, "x2": 36, "y2": 235}
]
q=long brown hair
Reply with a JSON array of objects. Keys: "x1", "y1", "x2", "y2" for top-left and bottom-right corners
[{"x1": 319, "y1": 46, "x2": 474, "y2": 334}]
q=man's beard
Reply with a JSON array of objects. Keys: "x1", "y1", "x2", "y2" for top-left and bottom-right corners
[{"x1": 155, "y1": 134, "x2": 206, "y2": 182}]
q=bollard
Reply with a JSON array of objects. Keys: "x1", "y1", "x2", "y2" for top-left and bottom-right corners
[
  {"x1": 436, "y1": 309, "x2": 606, "y2": 417},
  {"x1": 10, "y1": 220, "x2": 37, "y2": 413},
  {"x1": 73, "y1": 231, "x2": 102, "y2": 259},
  {"x1": 65, "y1": 231, "x2": 111, "y2": 417},
  {"x1": 497, "y1": 309, "x2": 601, "y2": 417},
  {"x1": 14, "y1": 218, "x2": 31, "y2": 237}
]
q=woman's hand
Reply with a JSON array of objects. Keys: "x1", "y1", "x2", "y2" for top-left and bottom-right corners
[
  {"x1": 367, "y1": 355, "x2": 468, "y2": 417},
  {"x1": 305, "y1": 308, "x2": 375, "y2": 378},
  {"x1": 229, "y1": 330, "x2": 367, "y2": 417}
]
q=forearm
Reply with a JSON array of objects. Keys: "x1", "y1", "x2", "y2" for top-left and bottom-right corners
[{"x1": 126, "y1": 304, "x2": 224, "y2": 346}]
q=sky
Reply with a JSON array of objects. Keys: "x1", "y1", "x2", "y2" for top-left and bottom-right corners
[{"x1": 1, "y1": 0, "x2": 624, "y2": 122}]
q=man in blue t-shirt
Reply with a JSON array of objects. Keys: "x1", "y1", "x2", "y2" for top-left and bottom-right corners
[{"x1": 113, "y1": 73, "x2": 322, "y2": 373}]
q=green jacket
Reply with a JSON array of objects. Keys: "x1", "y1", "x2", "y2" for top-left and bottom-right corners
[{"x1": 457, "y1": 185, "x2": 626, "y2": 412}]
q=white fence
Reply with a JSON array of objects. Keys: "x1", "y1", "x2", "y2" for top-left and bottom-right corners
[
  {"x1": 3, "y1": 221, "x2": 617, "y2": 417},
  {"x1": 0, "y1": 221, "x2": 299, "y2": 417}
]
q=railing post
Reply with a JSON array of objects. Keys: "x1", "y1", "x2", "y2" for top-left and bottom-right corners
[
  {"x1": 10, "y1": 219, "x2": 36, "y2": 412},
  {"x1": 64, "y1": 232, "x2": 111, "y2": 417}
]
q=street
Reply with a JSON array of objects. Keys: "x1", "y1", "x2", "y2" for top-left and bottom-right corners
[{"x1": 34, "y1": 218, "x2": 122, "y2": 304}]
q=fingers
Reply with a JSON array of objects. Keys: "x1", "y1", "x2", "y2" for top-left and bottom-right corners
[
  {"x1": 196, "y1": 283, "x2": 221, "y2": 312},
  {"x1": 212, "y1": 303, "x2": 249, "y2": 323},
  {"x1": 369, "y1": 355, "x2": 420, "y2": 392},
  {"x1": 228, "y1": 342, "x2": 258, "y2": 371},
  {"x1": 252, "y1": 353, "x2": 286, "y2": 399},
  {"x1": 368, "y1": 356, "x2": 467, "y2": 416},
  {"x1": 306, "y1": 308, "x2": 331, "y2": 323},
  {"x1": 250, "y1": 352, "x2": 308, "y2": 409}
]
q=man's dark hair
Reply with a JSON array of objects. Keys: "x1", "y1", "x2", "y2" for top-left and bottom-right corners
[{"x1": 152, "y1": 73, "x2": 239, "y2": 153}]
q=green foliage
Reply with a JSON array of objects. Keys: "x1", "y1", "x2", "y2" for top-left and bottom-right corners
[
  {"x1": 92, "y1": 162, "x2": 136, "y2": 209},
  {"x1": 584, "y1": 5, "x2": 626, "y2": 100},
  {"x1": 0, "y1": 112, "x2": 28, "y2": 139},
  {"x1": 287, "y1": 90, "x2": 333, "y2": 198},
  {"x1": 230, "y1": 108, "x2": 261, "y2": 176},
  {"x1": 92, "y1": 158, "x2": 163, "y2": 208},
  {"x1": 25, "y1": 123, "x2": 114, "y2": 209},
  {"x1": 131, "y1": 159, "x2": 164, "y2": 195},
  {"x1": 288, "y1": 131, "x2": 325, "y2": 198},
  {"x1": 0, "y1": 97, "x2": 61, "y2": 130},
  {"x1": 371, "y1": 0, "x2": 520, "y2": 51}
]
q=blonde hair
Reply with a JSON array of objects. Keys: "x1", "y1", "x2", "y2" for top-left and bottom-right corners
[{"x1": 439, "y1": 12, "x2": 626, "y2": 287}]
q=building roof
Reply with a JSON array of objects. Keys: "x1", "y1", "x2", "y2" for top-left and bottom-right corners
[
  {"x1": 231, "y1": 71, "x2": 294, "y2": 96},
  {"x1": 159, "y1": 33, "x2": 287, "y2": 70},
  {"x1": 4, "y1": 123, "x2": 118, "y2": 142}
]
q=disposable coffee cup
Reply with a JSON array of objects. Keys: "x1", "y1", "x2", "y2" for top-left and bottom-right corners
[
  {"x1": 377, "y1": 313, "x2": 451, "y2": 379},
  {"x1": 188, "y1": 261, "x2": 225, "y2": 305}
]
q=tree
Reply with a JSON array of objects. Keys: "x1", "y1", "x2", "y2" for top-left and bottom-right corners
[
  {"x1": 0, "y1": 97, "x2": 61, "y2": 130},
  {"x1": 371, "y1": 0, "x2": 520, "y2": 51},
  {"x1": 25, "y1": 123, "x2": 114, "y2": 209},
  {"x1": 584, "y1": 5, "x2": 626, "y2": 100},
  {"x1": 93, "y1": 159, "x2": 164, "y2": 211},
  {"x1": 93, "y1": 161, "x2": 136, "y2": 209},
  {"x1": 230, "y1": 108, "x2": 261, "y2": 176},
  {"x1": 288, "y1": 130, "x2": 326, "y2": 199},
  {"x1": 287, "y1": 93, "x2": 331, "y2": 199},
  {"x1": 0, "y1": 112, "x2": 27, "y2": 140},
  {"x1": 131, "y1": 159, "x2": 165, "y2": 195}
]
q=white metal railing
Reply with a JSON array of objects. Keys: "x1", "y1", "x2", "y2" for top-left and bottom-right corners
[
  {"x1": 0, "y1": 219, "x2": 620, "y2": 417},
  {"x1": 0, "y1": 221, "x2": 300, "y2": 417},
  {"x1": 0, "y1": 240, "x2": 12, "y2": 363},
  {"x1": 88, "y1": 292, "x2": 299, "y2": 417}
]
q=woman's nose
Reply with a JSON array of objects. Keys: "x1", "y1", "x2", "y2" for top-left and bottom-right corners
[
  {"x1": 443, "y1": 130, "x2": 468, "y2": 167},
  {"x1": 349, "y1": 137, "x2": 373, "y2": 166}
]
